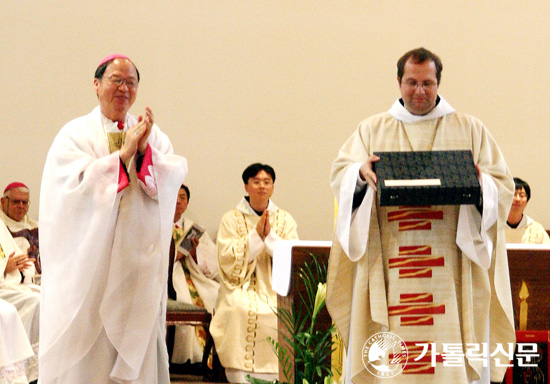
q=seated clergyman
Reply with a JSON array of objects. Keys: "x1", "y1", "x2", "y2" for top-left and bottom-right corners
[
  {"x1": 0, "y1": 182, "x2": 40, "y2": 275},
  {"x1": 169, "y1": 184, "x2": 220, "y2": 369},
  {"x1": 505, "y1": 177, "x2": 550, "y2": 244},
  {"x1": 210, "y1": 163, "x2": 299, "y2": 383}
]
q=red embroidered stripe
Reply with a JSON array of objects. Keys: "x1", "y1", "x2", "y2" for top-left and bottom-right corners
[
  {"x1": 399, "y1": 220, "x2": 431, "y2": 231},
  {"x1": 389, "y1": 256, "x2": 444, "y2": 269},
  {"x1": 405, "y1": 342, "x2": 443, "y2": 362},
  {"x1": 406, "y1": 342, "x2": 445, "y2": 363},
  {"x1": 401, "y1": 316, "x2": 434, "y2": 326},
  {"x1": 406, "y1": 342, "x2": 431, "y2": 350},
  {"x1": 399, "y1": 245, "x2": 431, "y2": 255},
  {"x1": 388, "y1": 304, "x2": 445, "y2": 316},
  {"x1": 409, "y1": 354, "x2": 445, "y2": 364},
  {"x1": 402, "y1": 364, "x2": 435, "y2": 374},
  {"x1": 388, "y1": 209, "x2": 443, "y2": 221},
  {"x1": 399, "y1": 268, "x2": 432, "y2": 278},
  {"x1": 400, "y1": 293, "x2": 433, "y2": 303}
]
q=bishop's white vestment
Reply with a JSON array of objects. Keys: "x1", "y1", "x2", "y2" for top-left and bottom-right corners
[
  {"x1": 0, "y1": 298, "x2": 34, "y2": 384},
  {"x1": 0, "y1": 210, "x2": 39, "y2": 276},
  {"x1": 0, "y1": 220, "x2": 39, "y2": 383},
  {"x1": 39, "y1": 107, "x2": 187, "y2": 384}
]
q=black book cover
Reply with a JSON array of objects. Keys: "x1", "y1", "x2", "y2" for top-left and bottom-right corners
[{"x1": 373, "y1": 150, "x2": 481, "y2": 206}]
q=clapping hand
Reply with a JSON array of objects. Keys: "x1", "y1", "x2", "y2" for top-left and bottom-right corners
[{"x1": 120, "y1": 106, "x2": 154, "y2": 162}]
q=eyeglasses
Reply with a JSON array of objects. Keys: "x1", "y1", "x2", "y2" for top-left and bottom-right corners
[
  {"x1": 403, "y1": 79, "x2": 437, "y2": 91},
  {"x1": 514, "y1": 191, "x2": 527, "y2": 199},
  {"x1": 6, "y1": 197, "x2": 30, "y2": 206},
  {"x1": 249, "y1": 178, "x2": 273, "y2": 187},
  {"x1": 106, "y1": 75, "x2": 138, "y2": 90}
]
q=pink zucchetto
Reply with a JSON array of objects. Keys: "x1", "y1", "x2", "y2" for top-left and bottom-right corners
[
  {"x1": 4, "y1": 182, "x2": 29, "y2": 194},
  {"x1": 97, "y1": 54, "x2": 132, "y2": 69}
]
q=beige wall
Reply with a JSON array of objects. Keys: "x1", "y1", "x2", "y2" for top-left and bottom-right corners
[{"x1": 1, "y1": 1, "x2": 549, "y2": 240}]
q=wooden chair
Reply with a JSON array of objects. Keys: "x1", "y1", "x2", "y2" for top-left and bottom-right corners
[
  {"x1": 166, "y1": 299, "x2": 225, "y2": 381},
  {"x1": 166, "y1": 237, "x2": 226, "y2": 382}
]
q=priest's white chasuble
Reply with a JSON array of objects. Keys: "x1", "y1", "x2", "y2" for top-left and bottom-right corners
[{"x1": 328, "y1": 97, "x2": 515, "y2": 384}]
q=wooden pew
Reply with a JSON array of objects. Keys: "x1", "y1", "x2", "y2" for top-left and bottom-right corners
[
  {"x1": 507, "y1": 245, "x2": 550, "y2": 330},
  {"x1": 504, "y1": 245, "x2": 550, "y2": 383}
]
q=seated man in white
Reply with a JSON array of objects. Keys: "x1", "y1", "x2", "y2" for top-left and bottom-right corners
[
  {"x1": 0, "y1": 298, "x2": 35, "y2": 384},
  {"x1": 170, "y1": 184, "x2": 220, "y2": 367},
  {"x1": 506, "y1": 177, "x2": 550, "y2": 244},
  {"x1": 1, "y1": 182, "x2": 40, "y2": 276},
  {"x1": 0, "y1": 219, "x2": 39, "y2": 382},
  {"x1": 211, "y1": 163, "x2": 299, "y2": 383}
]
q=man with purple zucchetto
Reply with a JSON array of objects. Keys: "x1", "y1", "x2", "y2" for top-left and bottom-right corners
[{"x1": 39, "y1": 54, "x2": 187, "y2": 384}]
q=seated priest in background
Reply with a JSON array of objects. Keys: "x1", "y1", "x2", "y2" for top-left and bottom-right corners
[
  {"x1": 1, "y1": 182, "x2": 40, "y2": 275},
  {"x1": 169, "y1": 184, "x2": 220, "y2": 369},
  {"x1": 0, "y1": 219, "x2": 39, "y2": 383},
  {"x1": 0, "y1": 298, "x2": 36, "y2": 384},
  {"x1": 210, "y1": 163, "x2": 299, "y2": 383},
  {"x1": 506, "y1": 177, "x2": 550, "y2": 244}
]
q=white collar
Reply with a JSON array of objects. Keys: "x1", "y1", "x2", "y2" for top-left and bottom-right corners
[
  {"x1": 173, "y1": 215, "x2": 184, "y2": 228},
  {"x1": 506, "y1": 214, "x2": 530, "y2": 229},
  {"x1": 0, "y1": 209, "x2": 23, "y2": 227},
  {"x1": 388, "y1": 95, "x2": 455, "y2": 123},
  {"x1": 94, "y1": 106, "x2": 130, "y2": 133},
  {"x1": 235, "y1": 197, "x2": 278, "y2": 216}
]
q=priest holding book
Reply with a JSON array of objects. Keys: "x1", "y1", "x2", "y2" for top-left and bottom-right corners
[{"x1": 328, "y1": 47, "x2": 514, "y2": 384}]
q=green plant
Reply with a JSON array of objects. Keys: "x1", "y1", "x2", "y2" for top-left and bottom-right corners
[{"x1": 246, "y1": 256, "x2": 337, "y2": 384}]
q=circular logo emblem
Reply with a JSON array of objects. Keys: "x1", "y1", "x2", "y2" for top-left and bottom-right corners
[{"x1": 362, "y1": 332, "x2": 408, "y2": 378}]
